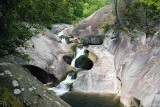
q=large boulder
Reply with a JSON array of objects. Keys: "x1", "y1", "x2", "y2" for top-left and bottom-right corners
[
  {"x1": 0, "y1": 58, "x2": 70, "y2": 107},
  {"x1": 71, "y1": 4, "x2": 115, "y2": 37},
  {"x1": 73, "y1": 46, "x2": 118, "y2": 93},
  {"x1": 6, "y1": 28, "x2": 71, "y2": 80},
  {"x1": 114, "y1": 30, "x2": 160, "y2": 107}
]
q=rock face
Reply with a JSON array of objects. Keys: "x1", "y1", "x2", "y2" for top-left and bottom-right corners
[
  {"x1": 80, "y1": 35, "x2": 104, "y2": 45},
  {"x1": 71, "y1": 5, "x2": 115, "y2": 37},
  {"x1": 114, "y1": 31, "x2": 160, "y2": 107},
  {"x1": 0, "y1": 58, "x2": 70, "y2": 107},
  {"x1": 73, "y1": 46, "x2": 118, "y2": 93},
  {"x1": 50, "y1": 24, "x2": 73, "y2": 34},
  {"x1": 7, "y1": 28, "x2": 71, "y2": 80}
]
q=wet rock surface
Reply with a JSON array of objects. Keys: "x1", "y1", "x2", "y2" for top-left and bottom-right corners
[{"x1": 80, "y1": 35, "x2": 104, "y2": 45}]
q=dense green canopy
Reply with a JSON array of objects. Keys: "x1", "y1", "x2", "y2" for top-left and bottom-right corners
[{"x1": 0, "y1": 0, "x2": 108, "y2": 58}]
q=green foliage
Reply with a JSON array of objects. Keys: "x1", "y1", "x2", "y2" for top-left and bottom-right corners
[
  {"x1": 72, "y1": 0, "x2": 109, "y2": 24},
  {"x1": 139, "y1": 0, "x2": 160, "y2": 9},
  {"x1": 83, "y1": 0, "x2": 109, "y2": 17},
  {"x1": 102, "y1": 22, "x2": 112, "y2": 32},
  {"x1": 0, "y1": 87, "x2": 23, "y2": 107},
  {"x1": 120, "y1": 1, "x2": 160, "y2": 33},
  {"x1": 0, "y1": 0, "x2": 84, "y2": 58},
  {"x1": 0, "y1": 0, "x2": 109, "y2": 58}
]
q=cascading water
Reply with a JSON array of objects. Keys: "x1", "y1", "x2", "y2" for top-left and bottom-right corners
[
  {"x1": 71, "y1": 46, "x2": 87, "y2": 68},
  {"x1": 47, "y1": 71, "x2": 77, "y2": 96},
  {"x1": 58, "y1": 31, "x2": 64, "y2": 37},
  {"x1": 61, "y1": 38, "x2": 67, "y2": 44}
]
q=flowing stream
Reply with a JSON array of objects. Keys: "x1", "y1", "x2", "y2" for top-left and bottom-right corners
[
  {"x1": 47, "y1": 71, "x2": 76, "y2": 96},
  {"x1": 48, "y1": 44, "x2": 123, "y2": 106},
  {"x1": 48, "y1": 46, "x2": 87, "y2": 95},
  {"x1": 71, "y1": 46, "x2": 87, "y2": 68},
  {"x1": 61, "y1": 38, "x2": 67, "y2": 44}
]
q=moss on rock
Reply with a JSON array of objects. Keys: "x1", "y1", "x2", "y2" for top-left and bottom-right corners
[{"x1": 0, "y1": 87, "x2": 23, "y2": 107}]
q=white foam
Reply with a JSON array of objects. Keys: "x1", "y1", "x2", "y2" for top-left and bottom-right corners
[
  {"x1": 61, "y1": 38, "x2": 67, "y2": 44},
  {"x1": 58, "y1": 31, "x2": 64, "y2": 37},
  {"x1": 48, "y1": 74, "x2": 75, "y2": 96},
  {"x1": 71, "y1": 47, "x2": 87, "y2": 68}
]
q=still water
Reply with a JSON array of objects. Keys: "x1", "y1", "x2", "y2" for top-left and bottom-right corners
[{"x1": 61, "y1": 92, "x2": 124, "y2": 107}]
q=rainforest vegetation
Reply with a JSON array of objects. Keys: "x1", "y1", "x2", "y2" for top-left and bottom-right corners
[{"x1": 0, "y1": 0, "x2": 159, "y2": 58}]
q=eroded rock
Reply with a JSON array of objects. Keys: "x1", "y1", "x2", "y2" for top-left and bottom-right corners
[
  {"x1": 6, "y1": 28, "x2": 71, "y2": 80},
  {"x1": 73, "y1": 46, "x2": 118, "y2": 93},
  {"x1": 114, "y1": 31, "x2": 160, "y2": 107}
]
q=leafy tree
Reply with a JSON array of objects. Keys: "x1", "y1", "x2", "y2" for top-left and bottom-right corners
[
  {"x1": 83, "y1": 0, "x2": 108, "y2": 17},
  {"x1": 114, "y1": 0, "x2": 160, "y2": 35},
  {"x1": 0, "y1": 0, "x2": 84, "y2": 57}
]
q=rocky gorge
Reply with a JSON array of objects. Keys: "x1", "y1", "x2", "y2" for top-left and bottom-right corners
[{"x1": 0, "y1": 1, "x2": 160, "y2": 107}]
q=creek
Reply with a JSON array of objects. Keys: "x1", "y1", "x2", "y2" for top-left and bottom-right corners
[
  {"x1": 61, "y1": 92, "x2": 124, "y2": 107},
  {"x1": 48, "y1": 44, "x2": 123, "y2": 106}
]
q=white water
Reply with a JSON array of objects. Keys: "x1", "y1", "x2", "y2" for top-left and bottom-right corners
[
  {"x1": 48, "y1": 74, "x2": 76, "y2": 96},
  {"x1": 71, "y1": 46, "x2": 87, "y2": 68},
  {"x1": 61, "y1": 38, "x2": 67, "y2": 44},
  {"x1": 58, "y1": 31, "x2": 64, "y2": 37}
]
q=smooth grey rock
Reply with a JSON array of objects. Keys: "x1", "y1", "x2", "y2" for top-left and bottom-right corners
[
  {"x1": 71, "y1": 5, "x2": 115, "y2": 37},
  {"x1": 114, "y1": 31, "x2": 160, "y2": 107},
  {"x1": 6, "y1": 29, "x2": 71, "y2": 80},
  {"x1": 73, "y1": 46, "x2": 118, "y2": 93},
  {"x1": 51, "y1": 24, "x2": 73, "y2": 34}
]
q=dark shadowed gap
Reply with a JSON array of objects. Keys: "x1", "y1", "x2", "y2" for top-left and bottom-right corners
[{"x1": 22, "y1": 65, "x2": 59, "y2": 86}]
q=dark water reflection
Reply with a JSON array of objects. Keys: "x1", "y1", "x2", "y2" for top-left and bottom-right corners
[{"x1": 61, "y1": 92, "x2": 124, "y2": 107}]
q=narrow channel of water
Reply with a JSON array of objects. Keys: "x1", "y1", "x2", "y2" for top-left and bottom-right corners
[{"x1": 61, "y1": 92, "x2": 124, "y2": 107}]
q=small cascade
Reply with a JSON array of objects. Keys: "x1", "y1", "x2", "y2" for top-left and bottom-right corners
[
  {"x1": 71, "y1": 46, "x2": 87, "y2": 68},
  {"x1": 61, "y1": 38, "x2": 67, "y2": 44},
  {"x1": 58, "y1": 31, "x2": 64, "y2": 37},
  {"x1": 48, "y1": 71, "x2": 77, "y2": 96}
]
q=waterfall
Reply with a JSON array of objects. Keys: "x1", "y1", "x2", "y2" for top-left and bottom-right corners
[
  {"x1": 71, "y1": 46, "x2": 87, "y2": 68},
  {"x1": 58, "y1": 31, "x2": 64, "y2": 37},
  {"x1": 47, "y1": 71, "x2": 77, "y2": 96},
  {"x1": 61, "y1": 38, "x2": 67, "y2": 44}
]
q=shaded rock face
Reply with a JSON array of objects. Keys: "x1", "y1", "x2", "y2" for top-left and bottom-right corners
[
  {"x1": 80, "y1": 35, "x2": 104, "y2": 45},
  {"x1": 63, "y1": 55, "x2": 72, "y2": 65},
  {"x1": 0, "y1": 59, "x2": 70, "y2": 107},
  {"x1": 114, "y1": 31, "x2": 160, "y2": 107},
  {"x1": 103, "y1": 30, "x2": 119, "y2": 54},
  {"x1": 75, "y1": 55, "x2": 93, "y2": 70},
  {"x1": 73, "y1": 46, "x2": 118, "y2": 93},
  {"x1": 71, "y1": 5, "x2": 115, "y2": 37},
  {"x1": 22, "y1": 65, "x2": 59, "y2": 86}
]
